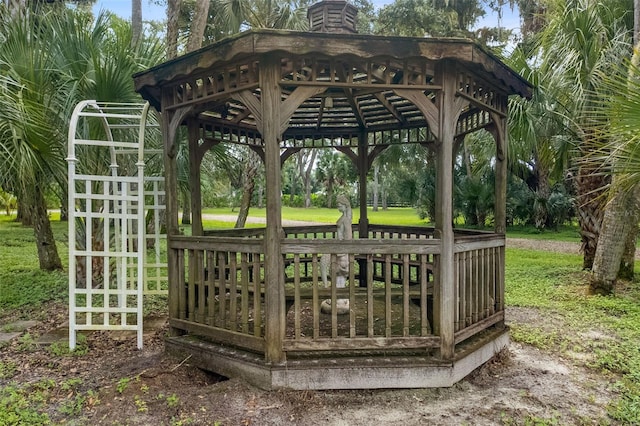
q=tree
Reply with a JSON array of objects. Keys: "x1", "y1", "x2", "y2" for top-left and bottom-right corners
[
  {"x1": 374, "y1": 0, "x2": 457, "y2": 36},
  {"x1": 0, "y1": 6, "x2": 164, "y2": 271},
  {"x1": 0, "y1": 9, "x2": 69, "y2": 271},
  {"x1": 538, "y1": 0, "x2": 631, "y2": 270},
  {"x1": 433, "y1": 0, "x2": 485, "y2": 32},
  {"x1": 315, "y1": 150, "x2": 357, "y2": 208},
  {"x1": 132, "y1": 0, "x2": 142, "y2": 47},
  {"x1": 219, "y1": 0, "x2": 309, "y2": 31},
  {"x1": 505, "y1": 45, "x2": 570, "y2": 230},
  {"x1": 186, "y1": 0, "x2": 211, "y2": 51},
  {"x1": 167, "y1": 0, "x2": 182, "y2": 59},
  {"x1": 590, "y1": 44, "x2": 640, "y2": 293}
]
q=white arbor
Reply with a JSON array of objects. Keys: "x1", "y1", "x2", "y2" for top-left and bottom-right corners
[{"x1": 67, "y1": 101, "x2": 166, "y2": 349}]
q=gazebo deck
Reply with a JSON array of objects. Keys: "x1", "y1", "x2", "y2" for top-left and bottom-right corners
[{"x1": 166, "y1": 225, "x2": 506, "y2": 389}]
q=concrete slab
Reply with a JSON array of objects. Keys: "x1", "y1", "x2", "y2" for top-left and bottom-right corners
[
  {"x1": 2, "y1": 320, "x2": 38, "y2": 332},
  {"x1": 35, "y1": 324, "x2": 72, "y2": 346},
  {"x1": 0, "y1": 320, "x2": 38, "y2": 344},
  {"x1": 0, "y1": 332, "x2": 21, "y2": 344}
]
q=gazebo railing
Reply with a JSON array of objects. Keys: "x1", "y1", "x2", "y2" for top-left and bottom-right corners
[
  {"x1": 281, "y1": 239, "x2": 439, "y2": 353},
  {"x1": 168, "y1": 235, "x2": 266, "y2": 353},
  {"x1": 453, "y1": 234, "x2": 505, "y2": 343},
  {"x1": 168, "y1": 226, "x2": 505, "y2": 358}
]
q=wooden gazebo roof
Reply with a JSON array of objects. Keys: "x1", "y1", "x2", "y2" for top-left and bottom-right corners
[{"x1": 134, "y1": 30, "x2": 532, "y2": 144}]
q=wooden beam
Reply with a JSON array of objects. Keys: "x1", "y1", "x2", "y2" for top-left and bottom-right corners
[
  {"x1": 280, "y1": 86, "x2": 327, "y2": 134},
  {"x1": 282, "y1": 80, "x2": 442, "y2": 92},
  {"x1": 232, "y1": 90, "x2": 262, "y2": 130},
  {"x1": 489, "y1": 112, "x2": 508, "y2": 235},
  {"x1": 165, "y1": 82, "x2": 260, "y2": 112},
  {"x1": 393, "y1": 89, "x2": 440, "y2": 141},
  {"x1": 357, "y1": 131, "x2": 369, "y2": 287},
  {"x1": 196, "y1": 138, "x2": 220, "y2": 165},
  {"x1": 249, "y1": 145, "x2": 265, "y2": 164},
  {"x1": 280, "y1": 147, "x2": 302, "y2": 166},
  {"x1": 259, "y1": 56, "x2": 286, "y2": 364},
  {"x1": 374, "y1": 92, "x2": 407, "y2": 125},
  {"x1": 336, "y1": 64, "x2": 367, "y2": 129},
  {"x1": 456, "y1": 91, "x2": 507, "y2": 118},
  {"x1": 335, "y1": 146, "x2": 358, "y2": 165},
  {"x1": 161, "y1": 88, "x2": 183, "y2": 336},
  {"x1": 434, "y1": 60, "x2": 468, "y2": 361},
  {"x1": 188, "y1": 119, "x2": 203, "y2": 237},
  {"x1": 367, "y1": 144, "x2": 387, "y2": 167}
]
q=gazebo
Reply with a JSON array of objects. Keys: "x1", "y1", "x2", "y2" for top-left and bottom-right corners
[{"x1": 133, "y1": 0, "x2": 532, "y2": 390}]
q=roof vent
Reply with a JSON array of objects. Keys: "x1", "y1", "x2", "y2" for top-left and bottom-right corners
[{"x1": 307, "y1": 0, "x2": 358, "y2": 34}]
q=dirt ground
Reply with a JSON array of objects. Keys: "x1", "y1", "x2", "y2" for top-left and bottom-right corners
[
  {"x1": 0, "y1": 238, "x2": 621, "y2": 425},
  {"x1": 0, "y1": 304, "x2": 616, "y2": 425}
]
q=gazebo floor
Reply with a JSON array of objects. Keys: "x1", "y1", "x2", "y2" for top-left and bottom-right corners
[{"x1": 165, "y1": 327, "x2": 509, "y2": 390}]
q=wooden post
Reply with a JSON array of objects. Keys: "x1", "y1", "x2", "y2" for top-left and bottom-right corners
[
  {"x1": 358, "y1": 131, "x2": 369, "y2": 287},
  {"x1": 435, "y1": 61, "x2": 463, "y2": 360},
  {"x1": 188, "y1": 119, "x2": 203, "y2": 237},
  {"x1": 491, "y1": 113, "x2": 508, "y2": 235},
  {"x1": 161, "y1": 88, "x2": 183, "y2": 336},
  {"x1": 490, "y1": 112, "x2": 508, "y2": 322},
  {"x1": 260, "y1": 56, "x2": 286, "y2": 364}
]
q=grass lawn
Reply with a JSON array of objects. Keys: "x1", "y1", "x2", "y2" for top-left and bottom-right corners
[
  {"x1": 202, "y1": 206, "x2": 431, "y2": 226},
  {"x1": 1, "y1": 210, "x2": 639, "y2": 423},
  {"x1": 202, "y1": 206, "x2": 582, "y2": 240}
]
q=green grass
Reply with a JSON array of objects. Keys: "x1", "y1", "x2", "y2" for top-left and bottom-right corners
[
  {"x1": 202, "y1": 206, "x2": 585, "y2": 238},
  {"x1": 505, "y1": 224, "x2": 581, "y2": 242},
  {"x1": 0, "y1": 215, "x2": 68, "y2": 318},
  {"x1": 505, "y1": 246, "x2": 640, "y2": 423},
  {"x1": 202, "y1": 206, "x2": 431, "y2": 226}
]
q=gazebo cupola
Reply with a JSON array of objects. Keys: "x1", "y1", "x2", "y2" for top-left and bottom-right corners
[
  {"x1": 133, "y1": 0, "x2": 532, "y2": 390},
  {"x1": 307, "y1": 0, "x2": 358, "y2": 33}
]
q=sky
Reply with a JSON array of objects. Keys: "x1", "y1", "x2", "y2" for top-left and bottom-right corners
[{"x1": 93, "y1": 0, "x2": 520, "y2": 33}]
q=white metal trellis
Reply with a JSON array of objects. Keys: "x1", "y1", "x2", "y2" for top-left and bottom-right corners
[{"x1": 67, "y1": 101, "x2": 167, "y2": 350}]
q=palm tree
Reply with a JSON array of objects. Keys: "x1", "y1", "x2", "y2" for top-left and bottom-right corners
[
  {"x1": 590, "y1": 44, "x2": 640, "y2": 293},
  {"x1": 537, "y1": 0, "x2": 631, "y2": 269},
  {"x1": 506, "y1": 46, "x2": 568, "y2": 230},
  {"x1": 219, "y1": 0, "x2": 309, "y2": 31},
  {"x1": 0, "y1": 10, "x2": 67, "y2": 270},
  {"x1": 0, "y1": 7, "x2": 164, "y2": 271}
]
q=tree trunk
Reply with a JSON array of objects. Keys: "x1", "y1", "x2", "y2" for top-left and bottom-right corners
[
  {"x1": 534, "y1": 165, "x2": 550, "y2": 230},
  {"x1": 17, "y1": 197, "x2": 32, "y2": 226},
  {"x1": 575, "y1": 166, "x2": 607, "y2": 270},
  {"x1": 372, "y1": 163, "x2": 379, "y2": 212},
  {"x1": 235, "y1": 152, "x2": 260, "y2": 228},
  {"x1": 181, "y1": 188, "x2": 191, "y2": 225},
  {"x1": 635, "y1": 0, "x2": 640, "y2": 45},
  {"x1": 590, "y1": 181, "x2": 638, "y2": 294},
  {"x1": 59, "y1": 187, "x2": 68, "y2": 222},
  {"x1": 187, "y1": 0, "x2": 210, "y2": 52},
  {"x1": 31, "y1": 181, "x2": 63, "y2": 271},
  {"x1": 166, "y1": 0, "x2": 182, "y2": 59},
  {"x1": 303, "y1": 149, "x2": 317, "y2": 208},
  {"x1": 618, "y1": 219, "x2": 638, "y2": 281},
  {"x1": 326, "y1": 179, "x2": 334, "y2": 208},
  {"x1": 131, "y1": 0, "x2": 142, "y2": 48},
  {"x1": 256, "y1": 181, "x2": 264, "y2": 208},
  {"x1": 382, "y1": 185, "x2": 388, "y2": 210}
]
